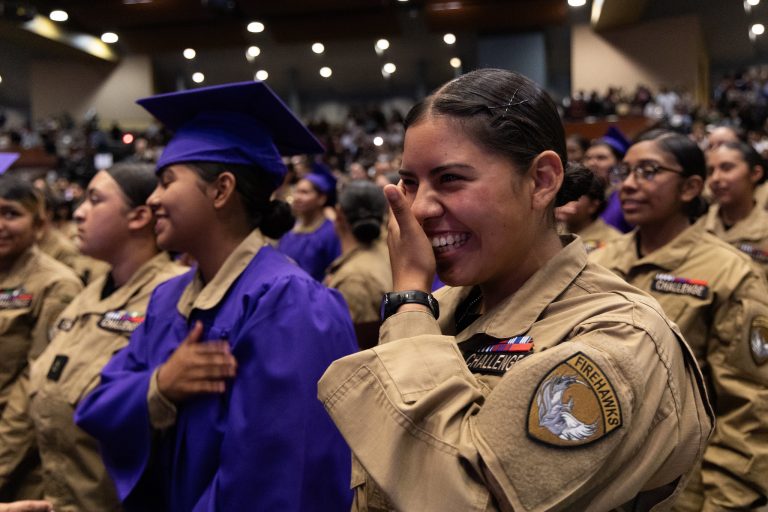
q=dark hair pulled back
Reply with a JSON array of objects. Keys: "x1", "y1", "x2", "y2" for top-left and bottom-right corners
[
  {"x1": 0, "y1": 175, "x2": 44, "y2": 222},
  {"x1": 404, "y1": 68, "x2": 592, "y2": 207},
  {"x1": 188, "y1": 162, "x2": 295, "y2": 239},
  {"x1": 105, "y1": 162, "x2": 158, "y2": 208},
  {"x1": 338, "y1": 181, "x2": 387, "y2": 245},
  {"x1": 718, "y1": 141, "x2": 768, "y2": 185}
]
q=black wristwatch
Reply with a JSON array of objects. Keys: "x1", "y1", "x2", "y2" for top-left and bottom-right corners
[{"x1": 380, "y1": 290, "x2": 440, "y2": 321}]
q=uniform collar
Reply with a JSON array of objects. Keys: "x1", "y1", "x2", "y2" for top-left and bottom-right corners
[
  {"x1": 446, "y1": 235, "x2": 587, "y2": 342},
  {"x1": 177, "y1": 229, "x2": 266, "y2": 317},
  {"x1": 78, "y1": 252, "x2": 175, "y2": 314},
  {"x1": 609, "y1": 224, "x2": 701, "y2": 275},
  {"x1": 701, "y1": 202, "x2": 768, "y2": 240}
]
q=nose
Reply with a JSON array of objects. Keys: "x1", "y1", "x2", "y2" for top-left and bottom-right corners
[
  {"x1": 409, "y1": 184, "x2": 443, "y2": 224},
  {"x1": 72, "y1": 202, "x2": 87, "y2": 223},
  {"x1": 619, "y1": 168, "x2": 640, "y2": 192},
  {"x1": 146, "y1": 185, "x2": 162, "y2": 213}
]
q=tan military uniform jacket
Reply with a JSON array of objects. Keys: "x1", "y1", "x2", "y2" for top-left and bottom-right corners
[
  {"x1": 577, "y1": 218, "x2": 622, "y2": 253},
  {"x1": 0, "y1": 246, "x2": 81, "y2": 409},
  {"x1": 590, "y1": 226, "x2": 768, "y2": 510},
  {"x1": 319, "y1": 237, "x2": 713, "y2": 512},
  {"x1": 38, "y1": 228, "x2": 110, "y2": 285},
  {"x1": 696, "y1": 202, "x2": 768, "y2": 279},
  {"x1": 0, "y1": 252, "x2": 184, "y2": 512},
  {"x1": 756, "y1": 182, "x2": 768, "y2": 210},
  {"x1": 325, "y1": 243, "x2": 392, "y2": 324}
]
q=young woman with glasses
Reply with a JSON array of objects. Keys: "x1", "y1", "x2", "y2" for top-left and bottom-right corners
[{"x1": 591, "y1": 131, "x2": 768, "y2": 511}]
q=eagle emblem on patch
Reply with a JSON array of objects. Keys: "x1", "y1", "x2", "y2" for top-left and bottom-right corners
[
  {"x1": 750, "y1": 316, "x2": 768, "y2": 365},
  {"x1": 461, "y1": 335, "x2": 534, "y2": 375},
  {"x1": 0, "y1": 287, "x2": 33, "y2": 309},
  {"x1": 737, "y1": 243, "x2": 768, "y2": 263},
  {"x1": 651, "y1": 273, "x2": 708, "y2": 300},
  {"x1": 528, "y1": 352, "x2": 622, "y2": 447},
  {"x1": 97, "y1": 310, "x2": 145, "y2": 334}
]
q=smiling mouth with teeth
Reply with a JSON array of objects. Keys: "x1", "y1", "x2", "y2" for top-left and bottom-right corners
[{"x1": 431, "y1": 233, "x2": 469, "y2": 254}]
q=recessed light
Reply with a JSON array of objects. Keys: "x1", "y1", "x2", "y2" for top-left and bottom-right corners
[
  {"x1": 247, "y1": 21, "x2": 265, "y2": 33},
  {"x1": 49, "y1": 10, "x2": 68, "y2": 22},
  {"x1": 101, "y1": 32, "x2": 119, "y2": 44}
]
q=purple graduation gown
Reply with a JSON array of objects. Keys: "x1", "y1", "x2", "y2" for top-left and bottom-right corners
[
  {"x1": 75, "y1": 245, "x2": 356, "y2": 512},
  {"x1": 600, "y1": 190, "x2": 634, "y2": 233},
  {"x1": 278, "y1": 219, "x2": 341, "y2": 281}
]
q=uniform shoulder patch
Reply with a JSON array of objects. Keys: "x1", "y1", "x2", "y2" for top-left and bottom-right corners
[
  {"x1": 97, "y1": 310, "x2": 145, "y2": 334},
  {"x1": 528, "y1": 352, "x2": 622, "y2": 447},
  {"x1": 750, "y1": 316, "x2": 768, "y2": 365},
  {"x1": 651, "y1": 273, "x2": 709, "y2": 299},
  {"x1": 0, "y1": 287, "x2": 33, "y2": 309}
]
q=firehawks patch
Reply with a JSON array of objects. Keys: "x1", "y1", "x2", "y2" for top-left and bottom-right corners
[
  {"x1": 750, "y1": 316, "x2": 768, "y2": 365},
  {"x1": 528, "y1": 352, "x2": 622, "y2": 447},
  {"x1": 651, "y1": 273, "x2": 709, "y2": 300},
  {"x1": 461, "y1": 335, "x2": 534, "y2": 375},
  {"x1": 737, "y1": 243, "x2": 768, "y2": 264},
  {"x1": 97, "y1": 310, "x2": 145, "y2": 334},
  {"x1": 0, "y1": 287, "x2": 33, "y2": 309}
]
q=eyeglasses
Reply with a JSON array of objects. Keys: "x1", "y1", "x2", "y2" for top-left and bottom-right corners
[{"x1": 610, "y1": 161, "x2": 684, "y2": 185}]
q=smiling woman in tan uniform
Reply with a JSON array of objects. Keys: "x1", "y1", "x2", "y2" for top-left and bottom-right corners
[
  {"x1": 697, "y1": 141, "x2": 768, "y2": 278},
  {"x1": 0, "y1": 163, "x2": 186, "y2": 512},
  {"x1": 0, "y1": 176, "x2": 82, "y2": 413},
  {"x1": 319, "y1": 69, "x2": 713, "y2": 511},
  {"x1": 590, "y1": 132, "x2": 768, "y2": 511}
]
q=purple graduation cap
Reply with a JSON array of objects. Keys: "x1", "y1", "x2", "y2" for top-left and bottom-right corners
[
  {"x1": 0, "y1": 153, "x2": 20, "y2": 175},
  {"x1": 137, "y1": 81, "x2": 324, "y2": 187},
  {"x1": 304, "y1": 161, "x2": 337, "y2": 205},
  {"x1": 599, "y1": 126, "x2": 631, "y2": 157}
]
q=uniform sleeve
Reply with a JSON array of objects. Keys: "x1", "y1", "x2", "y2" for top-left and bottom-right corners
[
  {"x1": 319, "y1": 316, "x2": 705, "y2": 512},
  {"x1": 192, "y1": 277, "x2": 357, "y2": 511},
  {"x1": 335, "y1": 275, "x2": 378, "y2": 324},
  {"x1": 0, "y1": 371, "x2": 35, "y2": 490},
  {"x1": 73, "y1": 313, "x2": 158, "y2": 503},
  {"x1": 30, "y1": 278, "x2": 82, "y2": 359},
  {"x1": 702, "y1": 271, "x2": 768, "y2": 510}
]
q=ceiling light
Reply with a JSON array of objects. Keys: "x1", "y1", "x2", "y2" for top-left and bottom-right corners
[
  {"x1": 122, "y1": 133, "x2": 134, "y2": 144},
  {"x1": 49, "y1": 10, "x2": 68, "y2": 22},
  {"x1": 319, "y1": 66, "x2": 332, "y2": 78},
  {"x1": 247, "y1": 21, "x2": 265, "y2": 33},
  {"x1": 382, "y1": 62, "x2": 396, "y2": 74},
  {"x1": 752, "y1": 23, "x2": 765, "y2": 35},
  {"x1": 450, "y1": 57, "x2": 462, "y2": 68},
  {"x1": 101, "y1": 32, "x2": 119, "y2": 44},
  {"x1": 398, "y1": 0, "x2": 409, "y2": 2},
  {"x1": 373, "y1": 136, "x2": 384, "y2": 146},
  {"x1": 443, "y1": 33, "x2": 456, "y2": 45},
  {"x1": 748, "y1": 0, "x2": 760, "y2": 5},
  {"x1": 568, "y1": 0, "x2": 587, "y2": 6},
  {"x1": 0, "y1": 75, "x2": 3, "y2": 84},
  {"x1": 192, "y1": 72, "x2": 205, "y2": 83},
  {"x1": 376, "y1": 39, "x2": 390, "y2": 51},
  {"x1": 246, "y1": 45, "x2": 261, "y2": 61},
  {"x1": 183, "y1": 48, "x2": 196, "y2": 60},
  {"x1": 255, "y1": 69, "x2": 269, "y2": 81},
  {"x1": 312, "y1": 42, "x2": 325, "y2": 54}
]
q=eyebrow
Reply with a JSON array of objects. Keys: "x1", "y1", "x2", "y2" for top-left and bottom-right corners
[{"x1": 399, "y1": 163, "x2": 475, "y2": 177}]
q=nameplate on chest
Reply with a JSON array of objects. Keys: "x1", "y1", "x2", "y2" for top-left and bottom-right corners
[
  {"x1": 651, "y1": 273, "x2": 709, "y2": 300},
  {"x1": 97, "y1": 310, "x2": 145, "y2": 334},
  {"x1": 461, "y1": 335, "x2": 534, "y2": 375},
  {"x1": 737, "y1": 243, "x2": 768, "y2": 263},
  {"x1": 0, "y1": 287, "x2": 33, "y2": 309}
]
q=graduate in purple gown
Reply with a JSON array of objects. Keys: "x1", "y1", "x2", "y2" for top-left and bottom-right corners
[
  {"x1": 584, "y1": 126, "x2": 634, "y2": 233},
  {"x1": 278, "y1": 163, "x2": 341, "y2": 281},
  {"x1": 74, "y1": 82, "x2": 357, "y2": 512}
]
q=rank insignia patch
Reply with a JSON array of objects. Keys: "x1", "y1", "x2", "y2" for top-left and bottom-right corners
[
  {"x1": 528, "y1": 352, "x2": 622, "y2": 447},
  {"x1": 462, "y1": 335, "x2": 534, "y2": 375},
  {"x1": 651, "y1": 273, "x2": 709, "y2": 299},
  {"x1": 0, "y1": 287, "x2": 33, "y2": 309},
  {"x1": 98, "y1": 310, "x2": 145, "y2": 334},
  {"x1": 750, "y1": 316, "x2": 768, "y2": 365},
  {"x1": 583, "y1": 240, "x2": 605, "y2": 254},
  {"x1": 47, "y1": 355, "x2": 69, "y2": 381},
  {"x1": 738, "y1": 243, "x2": 768, "y2": 263}
]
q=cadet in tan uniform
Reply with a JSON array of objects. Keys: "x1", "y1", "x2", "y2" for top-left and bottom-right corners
[
  {"x1": 0, "y1": 176, "x2": 82, "y2": 412},
  {"x1": 590, "y1": 132, "x2": 768, "y2": 510},
  {"x1": 557, "y1": 174, "x2": 621, "y2": 252},
  {"x1": 325, "y1": 181, "x2": 392, "y2": 348},
  {"x1": 697, "y1": 141, "x2": 768, "y2": 278},
  {"x1": 0, "y1": 162, "x2": 186, "y2": 512},
  {"x1": 319, "y1": 69, "x2": 713, "y2": 511}
]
